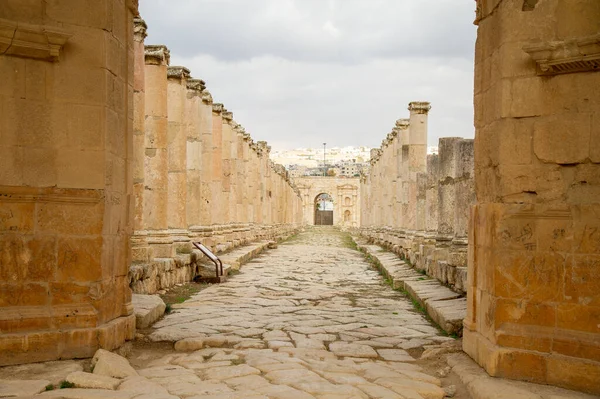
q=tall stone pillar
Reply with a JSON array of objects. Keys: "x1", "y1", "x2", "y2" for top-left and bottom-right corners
[
  {"x1": 144, "y1": 45, "x2": 173, "y2": 257},
  {"x1": 185, "y1": 79, "x2": 205, "y2": 232},
  {"x1": 199, "y1": 90, "x2": 214, "y2": 227},
  {"x1": 406, "y1": 102, "x2": 430, "y2": 231},
  {"x1": 464, "y1": 1, "x2": 600, "y2": 394},
  {"x1": 166, "y1": 66, "x2": 190, "y2": 251},
  {"x1": 131, "y1": 17, "x2": 150, "y2": 262},
  {"x1": 211, "y1": 103, "x2": 224, "y2": 225},
  {"x1": 397, "y1": 119, "x2": 410, "y2": 231},
  {"x1": 0, "y1": 0, "x2": 137, "y2": 365},
  {"x1": 236, "y1": 126, "x2": 248, "y2": 223},
  {"x1": 221, "y1": 111, "x2": 233, "y2": 224}
]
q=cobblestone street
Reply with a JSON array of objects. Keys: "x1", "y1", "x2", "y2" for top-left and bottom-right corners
[{"x1": 129, "y1": 227, "x2": 459, "y2": 399}]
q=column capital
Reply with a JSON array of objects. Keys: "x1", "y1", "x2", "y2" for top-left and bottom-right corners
[
  {"x1": 408, "y1": 101, "x2": 431, "y2": 114},
  {"x1": 133, "y1": 17, "x2": 147, "y2": 42},
  {"x1": 186, "y1": 78, "x2": 206, "y2": 92},
  {"x1": 144, "y1": 45, "x2": 170, "y2": 65},
  {"x1": 396, "y1": 119, "x2": 410, "y2": 129},
  {"x1": 167, "y1": 66, "x2": 190, "y2": 81},
  {"x1": 212, "y1": 103, "x2": 224, "y2": 113},
  {"x1": 202, "y1": 90, "x2": 213, "y2": 104},
  {"x1": 222, "y1": 111, "x2": 233, "y2": 122}
]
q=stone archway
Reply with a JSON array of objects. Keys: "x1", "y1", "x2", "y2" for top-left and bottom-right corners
[
  {"x1": 294, "y1": 177, "x2": 360, "y2": 227},
  {"x1": 314, "y1": 193, "x2": 334, "y2": 225}
]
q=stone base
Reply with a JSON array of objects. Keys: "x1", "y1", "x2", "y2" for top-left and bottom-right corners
[
  {"x1": 0, "y1": 315, "x2": 135, "y2": 367},
  {"x1": 463, "y1": 327, "x2": 600, "y2": 395}
]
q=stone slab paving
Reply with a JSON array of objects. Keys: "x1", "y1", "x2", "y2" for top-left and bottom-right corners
[
  {"x1": 355, "y1": 241, "x2": 466, "y2": 336},
  {"x1": 131, "y1": 227, "x2": 450, "y2": 399}
]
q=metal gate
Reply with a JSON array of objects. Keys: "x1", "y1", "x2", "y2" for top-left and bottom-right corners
[{"x1": 315, "y1": 210, "x2": 333, "y2": 225}]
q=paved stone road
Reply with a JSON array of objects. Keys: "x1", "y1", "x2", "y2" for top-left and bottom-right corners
[{"x1": 134, "y1": 227, "x2": 455, "y2": 399}]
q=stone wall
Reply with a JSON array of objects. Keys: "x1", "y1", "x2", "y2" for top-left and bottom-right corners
[
  {"x1": 0, "y1": 0, "x2": 138, "y2": 366},
  {"x1": 358, "y1": 102, "x2": 475, "y2": 295},
  {"x1": 128, "y1": 19, "x2": 304, "y2": 294},
  {"x1": 464, "y1": 0, "x2": 600, "y2": 394},
  {"x1": 294, "y1": 177, "x2": 360, "y2": 227}
]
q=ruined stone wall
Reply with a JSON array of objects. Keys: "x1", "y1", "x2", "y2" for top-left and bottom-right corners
[
  {"x1": 294, "y1": 177, "x2": 360, "y2": 227},
  {"x1": 464, "y1": 0, "x2": 600, "y2": 394},
  {"x1": 358, "y1": 102, "x2": 475, "y2": 296},
  {"x1": 128, "y1": 19, "x2": 304, "y2": 294},
  {"x1": 0, "y1": 0, "x2": 138, "y2": 366}
]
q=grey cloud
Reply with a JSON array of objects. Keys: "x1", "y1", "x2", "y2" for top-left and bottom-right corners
[
  {"x1": 137, "y1": 0, "x2": 476, "y2": 150},
  {"x1": 140, "y1": 0, "x2": 476, "y2": 63}
]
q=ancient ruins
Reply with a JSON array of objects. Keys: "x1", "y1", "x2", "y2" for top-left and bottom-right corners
[{"x1": 0, "y1": 0, "x2": 599, "y2": 397}]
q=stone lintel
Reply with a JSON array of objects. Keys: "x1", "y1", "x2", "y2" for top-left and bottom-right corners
[
  {"x1": 0, "y1": 18, "x2": 71, "y2": 62},
  {"x1": 167, "y1": 66, "x2": 191, "y2": 81},
  {"x1": 144, "y1": 44, "x2": 170, "y2": 65},
  {"x1": 222, "y1": 111, "x2": 233, "y2": 122},
  {"x1": 408, "y1": 101, "x2": 431, "y2": 114},
  {"x1": 523, "y1": 33, "x2": 600, "y2": 76},
  {"x1": 133, "y1": 17, "x2": 147, "y2": 41},
  {"x1": 186, "y1": 78, "x2": 206, "y2": 92},
  {"x1": 396, "y1": 119, "x2": 410, "y2": 129},
  {"x1": 212, "y1": 103, "x2": 224, "y2": 113},
  {"x1": 202, "y1": 90, "x2": 213, "y2": 104}
]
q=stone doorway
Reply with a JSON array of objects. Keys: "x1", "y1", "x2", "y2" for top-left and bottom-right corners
[{"x1": 314, "y1": 193, "x2": 334, "y2": 225}]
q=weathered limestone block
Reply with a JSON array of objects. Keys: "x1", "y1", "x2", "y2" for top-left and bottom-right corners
[
  {"x1": 0, "y1": 0, "x2": 137, "y2": 366},
  {"x1": 92, "y1": 349, "x2": 138, "y2": 379},
  {"x1": 466, "y1": 0, "x2": 600, "y2": 394},
  {"x1": 132, "y1": 294, "x2": 166, "y2": 329}
]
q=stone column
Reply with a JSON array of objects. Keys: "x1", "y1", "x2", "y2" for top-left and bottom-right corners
[
  {"x1": 437, "y1": 137, "x2": 461, "y2": 242},
  {"x1": 185, "y1": 79, "x2": 205, "y2": 233},
  {"x1": 425, "y1": 153, "x2": 439, "y2": 234},
  {"x1": 465, "y1": 1, "x2": 600, "y2": 394},
  {"x1": 144, "y1": 45, "x2": 173, "y2": 258},
  {"x1": 397, "y1": 119, "x2": 410, "y2": 230},
  {"x1": 236, "y1": 126, "x2": 247, "y2": 223},
  {"x1": 131, "y1": 17, "x2": 150, "y2": 262},
  {"x1": 0, "y1": 0, "x2": 137, "y2": 365},
  {"x1": 199, "y1": 90, "x2": 213, "y2": 227},
  {"x1": 221, "y1": 110, "x2": 233, "y2": 224},
  {"x1": 406, "y1": 102, "x2": 430, "y2": 231},
  {"x1": 166, "y1": 66, "x2": 190, "y2": 252},
  {"x1": 211, "y1": 103, "x2": 224, "y2": 225}
]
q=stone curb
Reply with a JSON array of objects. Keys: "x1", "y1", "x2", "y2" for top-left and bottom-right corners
[
  {"x1": 352, "y1": 238, "x2": 466, "y2": 336},
  {"x1": 446, "y1": 353, "x2": 599, "y2": 399}
]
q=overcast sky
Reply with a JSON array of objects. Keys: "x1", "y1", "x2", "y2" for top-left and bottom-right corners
[{"x1": 139, "y1": 0, "x2": 477, "y2": 151}]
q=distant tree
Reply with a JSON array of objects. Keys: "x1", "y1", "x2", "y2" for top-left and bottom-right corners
[{"x1": 327, "y1": 169, "x2": 336, "y2": 177}]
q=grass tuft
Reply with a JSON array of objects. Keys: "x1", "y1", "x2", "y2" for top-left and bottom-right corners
[{"x1": 59, "y1": 381, "x2": 75, "y2": 389}]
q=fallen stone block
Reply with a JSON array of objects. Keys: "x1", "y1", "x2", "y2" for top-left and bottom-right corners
[
  {"x1": 91, "y1": 349, "x2": 138, "y2": 379},
  {"x1": 132, "y1": 294, "x2": 166, "y2": 329},
  {"x1": 66, "y1": 371, "x2": 121, "y2": 390}
]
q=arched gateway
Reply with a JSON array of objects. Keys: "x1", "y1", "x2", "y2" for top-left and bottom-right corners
[
  {"x1": 314, "y1": 193, "x2": 334, "y2": 225},
  {"x1": 294, "y1": 177, "x2": 360, "y2": 227}
]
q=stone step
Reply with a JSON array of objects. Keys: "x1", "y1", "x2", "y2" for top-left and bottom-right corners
[
  {"x1": 132, "y1": 294, "x2": 166, "y2": 329},
  {"x1": 354, "y1": 239, "x2": 466, "y2": 336}
]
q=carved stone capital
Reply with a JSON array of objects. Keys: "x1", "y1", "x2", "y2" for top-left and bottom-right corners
[
  {"x1": 523, "y1": 33, "x2": 600, "y2": 76},
  {"x1": 167, "y1": 66, "x2": 190, "y2": 81},
  {"x1": 133, "y1": 17, "x2": 147, "y2": 42},
  {"x1": 408, "y1": 102, "x2": 431, "y2": 114},
  {"x1": 202, "y1": 90, "x2": 213, "y2": 104},
  {"x1": 144, "y1": 44, "x2": 170, "y2": 65},
  {"x1": 0, "y1": 18, "x2": 71, "y2": 62},
  {"x1": 212, "y1": 103, "x2": 224, "y2": 113},
  {"x1": 222, "y1": 111, "x2": 233, "y2": 122},
  {"x1": 396, "y1": 119, "x2": 410, "y2": 129},
  {"x1": 186, "y1": 78, "x2": 206, "y2": 92}
]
